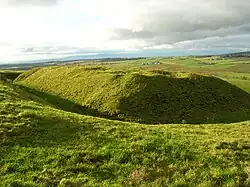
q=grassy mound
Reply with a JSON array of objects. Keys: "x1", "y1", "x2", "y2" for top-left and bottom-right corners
[
  {"x1": 15, "y1": 66, "x2": 250, "y2": 124},
  {"x1": 1, "y1": 80, "x2": 250, "y2": 186}
]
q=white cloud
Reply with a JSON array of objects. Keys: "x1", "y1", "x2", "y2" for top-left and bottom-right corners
[
  {"x1": 0, "y1": 0, "x2": 58, "y2": 7},
  {"x1": 0, "y1": 0, "x2": 250, "y2": 63}
]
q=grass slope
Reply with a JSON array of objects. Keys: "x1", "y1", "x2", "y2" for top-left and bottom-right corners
[
  {"x1": 1, "y1": 80, "x2": 250, "y2": 186},
  {"x1": 16, "y1": 66, "x2": 250, "y2": 124}
]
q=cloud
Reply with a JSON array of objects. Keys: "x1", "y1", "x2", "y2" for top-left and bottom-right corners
[
  {"x1": 110, "y1": 0, "x2": 250, "y2": 48},
  {"x1": 0, "y1": 0, "x2": 58, "y2": 7},
  {"x1": 172, "y1": 35, "x2": 250, "y2": 50},
  {"x1": 0, "y1": 41, "x2": 9, "y2": 46},
  {"x1": 0, "y1": 43, "x2": 99, "y2": 63},
  {"x1": 1, "y1": 0, "x2": 250, "y2": 63},
  {"x1": 110, "y1": 28, "x2": 154, "y2": 40},
  {"x1": 20, "y1": 45, "x2": 90, "y2": 55}
]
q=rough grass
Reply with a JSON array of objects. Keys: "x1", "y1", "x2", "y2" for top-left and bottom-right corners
[
  {"x1": 1, "y1": 80, "x2": 250, "y2": 186},
  {"x1": 15, "y1": 66, "x2": 250, "y2": 124}
]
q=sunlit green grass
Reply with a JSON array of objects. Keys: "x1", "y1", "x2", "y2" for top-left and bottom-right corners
[
  {"x1": 225, "y1": 79, "x2": 250, "y2": 93},
  {"x1": 1, "y1": 80, "x2": 250, "y2": 186}
]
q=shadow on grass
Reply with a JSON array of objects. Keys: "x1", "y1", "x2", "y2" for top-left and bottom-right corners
[
  {"x1": 0, "y1": 71, "x2": 22, "y2": 82},
  {"x1": 1, "y1": 113, "x2": 96, "y2": 147},
  {"x1": 0, "y1": 102, "x2": 119, "y2": 148},
  {"x1": 17, "y1": 85, "x2": 120, "y2": 121},
  {"x1": 118, "y1": 75, "x2": 250, "y2": 124}
]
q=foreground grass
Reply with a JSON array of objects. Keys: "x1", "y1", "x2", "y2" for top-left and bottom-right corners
[{"x1": 1, "y1": 81, "x2": 250, "y2": 186}]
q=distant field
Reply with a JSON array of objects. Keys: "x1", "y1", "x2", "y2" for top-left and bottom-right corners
[
  {"x1": 226, "y1": 79, "x2": 250, "y2": 93},
  {"x1": 1, "y1": 56, "x2": 250, "y2": 186}
]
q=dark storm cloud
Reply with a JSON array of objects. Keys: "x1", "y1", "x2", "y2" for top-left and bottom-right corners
[
  {"x1": 239, "y1": 24, "x2": 250, "y2": 32},
  {"x1": 111, "y1": 0, "x2": 250, "y2": 49},
  {"x1": 0, "y1": 0, "x2": 58, "y2": 7}
]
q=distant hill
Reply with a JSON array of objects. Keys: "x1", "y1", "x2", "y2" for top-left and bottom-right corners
[
  {"x1": 0, "y1": 57, "x2": 146, "y2": 70},
  {"x1": 220, "y1": 51, "x2": 250, "y2": 57}
]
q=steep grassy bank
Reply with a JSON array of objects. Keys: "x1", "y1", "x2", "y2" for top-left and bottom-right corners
[
  {"x1": 1, "y1": 80, "x2": 250, "y2": 186},
  {"x1": 16, "y1": 66, "x2": 250, "y2": 124}
]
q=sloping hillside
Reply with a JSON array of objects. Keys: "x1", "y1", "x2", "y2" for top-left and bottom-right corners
[
  {"x1": 1, "y1": 79, "x2": 250, "y2": 186},
  {"x1": 15, "y1": 66, "x2": 250, "y2": 123}
]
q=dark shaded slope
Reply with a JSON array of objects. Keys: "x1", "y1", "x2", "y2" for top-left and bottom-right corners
[
  {"x1": 118, "y1": 74, "x2": 250, "y2": 123},
  {"x1": 0, "y1": 71, "x2": 22, "y2": 82}
]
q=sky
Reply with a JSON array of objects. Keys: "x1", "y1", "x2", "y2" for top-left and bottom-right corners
[{"x1": 0, "y1": 0, "x2": 250, "y2": 63}]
